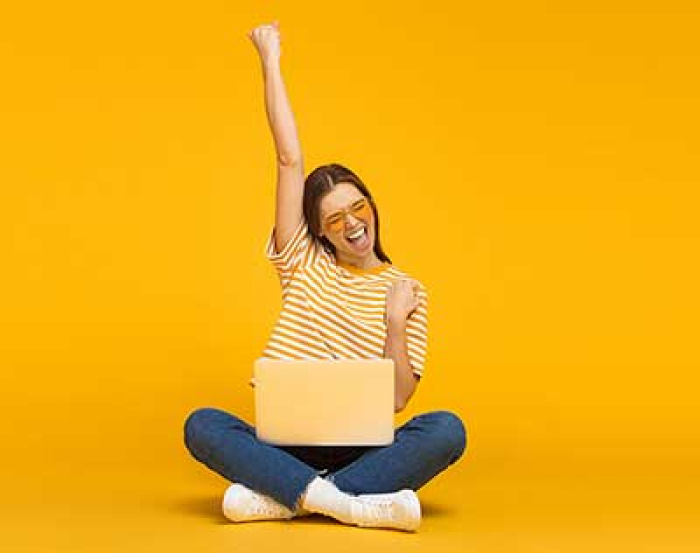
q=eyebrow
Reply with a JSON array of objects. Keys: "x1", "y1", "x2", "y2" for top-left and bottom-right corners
[{"x1": 323, "y1": 198, "x2": 366, "y2": 219}]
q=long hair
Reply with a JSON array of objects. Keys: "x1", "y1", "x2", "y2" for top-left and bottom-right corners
[{"x1": 303, "y1": 163, "x2": 391, "y2": 264}]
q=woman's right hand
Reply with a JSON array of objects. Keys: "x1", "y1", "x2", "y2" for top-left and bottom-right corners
[{"x1": 247, "y1": 21, "x2": 281, "y2": 66}]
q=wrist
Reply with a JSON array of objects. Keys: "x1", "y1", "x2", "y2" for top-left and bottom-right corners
[
  {"x1": 262, "y1": 55, "x2": 281, "y2": 71},
  {"x1": 386, "y1": 317, "x2": 406, "y2": 332}
]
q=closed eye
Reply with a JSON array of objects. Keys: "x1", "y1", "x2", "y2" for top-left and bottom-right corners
[{"x1": 325, "y1": 199, "x2": 366, "y2": 222}]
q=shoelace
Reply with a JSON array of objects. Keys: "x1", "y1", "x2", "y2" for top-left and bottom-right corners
[
  {"x1": 357, "y1": 497, "x2": 396, "y2": 523},
  {"x1": 250, "y1": 493, "x2": 287, "y2": 516}
]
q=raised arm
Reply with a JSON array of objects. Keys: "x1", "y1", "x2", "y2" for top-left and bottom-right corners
[{"x1": 248, "y1": 21, "x2": 305, "y2": 253}]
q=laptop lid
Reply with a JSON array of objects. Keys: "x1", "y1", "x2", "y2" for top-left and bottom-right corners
[{"x1": 253, "y1": 358, "x2": 395, "y2": 446}]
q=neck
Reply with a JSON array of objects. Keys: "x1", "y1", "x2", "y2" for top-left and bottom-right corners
[{"x1": 337, "y1": 251, "x2": 383, "y2": 270}]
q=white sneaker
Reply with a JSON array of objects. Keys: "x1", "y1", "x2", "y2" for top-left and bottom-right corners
[
  {"x1": 349, "y1": 489, "x2": 421, "y2": 532},
  {"x1": 222, "y1": 483, "x2": 298, "y2": 522}
]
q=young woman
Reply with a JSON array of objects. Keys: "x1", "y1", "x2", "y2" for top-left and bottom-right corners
[{"x1": 183, "y1": 21, "x2": 467, "y2": 532}]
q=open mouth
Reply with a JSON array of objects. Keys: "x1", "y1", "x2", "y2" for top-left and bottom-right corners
[{"x1": 345, "y1": 226, "x2": 370, "y2": 249}]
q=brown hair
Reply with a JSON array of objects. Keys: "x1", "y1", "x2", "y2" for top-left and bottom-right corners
[{"x1": 303, "y1": 163, "x2": 391, "y2": 264}]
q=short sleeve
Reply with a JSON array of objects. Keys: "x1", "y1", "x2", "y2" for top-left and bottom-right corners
[
  {"x1": 405, "y1": 283, "x2": 428, "y2": 379},
  {"x1": 264, "y1": 218, "x2": 321, "y2": 289}
]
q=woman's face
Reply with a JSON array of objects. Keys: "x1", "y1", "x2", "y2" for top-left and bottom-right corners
[{"x1": 318, "y1": 182, "x2": 376, "y2": 261}]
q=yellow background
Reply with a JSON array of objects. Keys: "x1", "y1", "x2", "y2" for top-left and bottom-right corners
[{"x1": 2, "y1": 1, "x2": 699, "y2": 551}]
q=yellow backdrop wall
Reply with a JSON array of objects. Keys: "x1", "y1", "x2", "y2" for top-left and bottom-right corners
[{"x1": 2, "y1": 1, "x2": 699, "y2": 550}]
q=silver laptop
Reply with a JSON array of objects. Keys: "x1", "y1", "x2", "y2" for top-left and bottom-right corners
[{"x1": 253, "y1": 358, "x2": 395, "y2": 446}]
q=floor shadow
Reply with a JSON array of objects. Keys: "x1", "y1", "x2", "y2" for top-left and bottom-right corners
[
  {"x1": 419, "y1": 499, "x2": 453, "y2": 518},
  {"x1": 169, "y1": 494, "x2": 227, "y2": 523},
  {"x1": 286, "y1": 514, "x2": 337, "y2": 526},
  {"x1": 167, "y1": 496, "x2": 339, "y2": 526},
  {"x1": 168, "y1": 493, "x2": 452, "y2": 524}
]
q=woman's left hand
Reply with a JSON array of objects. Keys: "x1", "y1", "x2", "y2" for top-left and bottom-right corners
[{"x1": 384, "y1": 278, "x2": 421, "y2": 326}]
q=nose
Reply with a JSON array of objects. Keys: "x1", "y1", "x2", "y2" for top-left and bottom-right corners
[{"x1": 344, "y1": 214, "x2": 362, "y2": 229}]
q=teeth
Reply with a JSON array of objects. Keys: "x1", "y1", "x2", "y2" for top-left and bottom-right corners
[{"x1": 347, "y1": 227, "x2": 365, "y2": 240}]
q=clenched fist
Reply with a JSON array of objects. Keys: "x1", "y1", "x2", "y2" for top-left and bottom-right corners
[
  {"x1": 247, "y1": 20, "x2": 281, "y2": 66},
  {"x1": 385, "y1": 278, "x2": 422, "y2": 327}
]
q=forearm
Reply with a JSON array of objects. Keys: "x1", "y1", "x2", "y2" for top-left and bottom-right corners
[
  {"x1": 261, "y1": 59, "x2": 302, "y2": 165},
  {"x1": 383, "y1": 320, "x2": 417, "y2": 412}
]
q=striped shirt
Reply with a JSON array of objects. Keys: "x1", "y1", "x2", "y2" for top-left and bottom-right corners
[{"x1": 260, "y1": 218, "x2": 428, "y2": 379}]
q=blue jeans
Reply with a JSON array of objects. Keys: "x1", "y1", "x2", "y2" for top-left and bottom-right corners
[{"x1": 183, "y1": 407, "x2": 468, "y2": 512}]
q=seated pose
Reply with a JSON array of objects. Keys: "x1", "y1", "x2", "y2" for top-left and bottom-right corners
[{"x1": 183, "y1": 21, "x2": 467, "y2": 532}]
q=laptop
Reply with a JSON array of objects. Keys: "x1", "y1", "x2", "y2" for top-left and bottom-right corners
[{"x1": 253, "y1": 358, "x2": 395, "y2": 446}]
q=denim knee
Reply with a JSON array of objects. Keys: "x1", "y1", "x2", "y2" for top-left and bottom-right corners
[
  {"x1": 183, "y1": 407, "x2": 222, "y2": 453},
  {"x1": 426, "y1": 410, "x2": 468, "y2": 463}
]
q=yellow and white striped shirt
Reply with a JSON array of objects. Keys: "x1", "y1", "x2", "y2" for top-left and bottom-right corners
[{"x1": 261, "y1": 218, "x2": 428, "y2": 379}]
